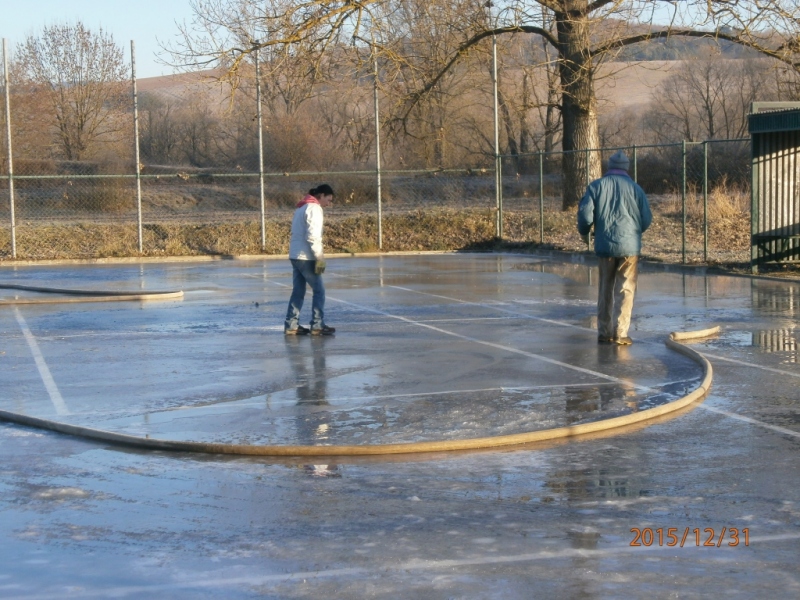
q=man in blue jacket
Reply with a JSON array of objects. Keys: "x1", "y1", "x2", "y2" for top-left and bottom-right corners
[{"x1": 577, "y1": 151, "x2": 652, "y2": 345}]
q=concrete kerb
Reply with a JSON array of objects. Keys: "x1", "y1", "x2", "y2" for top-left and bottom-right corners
[{"x1": 0, "y1": 250, "x2": 458, "y2": 269}]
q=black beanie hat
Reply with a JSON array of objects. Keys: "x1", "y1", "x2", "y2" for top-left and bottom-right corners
[{"x1": 311, "y1": 184, "x2": 335, "y2": 196}]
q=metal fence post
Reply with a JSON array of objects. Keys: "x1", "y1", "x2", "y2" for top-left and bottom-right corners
[
  {"x1": 632, "y1": 144, "x2": 638, "y2": 184},
  {"x1": 254, "y1": 43, "x2": 266, "y2": 252},
  {"x1": 751, "y1": 133, "x2": 759, "y2": 273},
  {"x1": 373, "y1": 49, "x2": 383, "y2": 250},
  {"x1": 492, "y1": 32, "x2": 502, "y2": 239},
  {"x1": 682, "y1": 140, "x2": 687, "y2": 264},
  {"x1": 585, "y1": 149, "x2": 589, "y2": 187},
  {"x1": 131, "y1": 41, "x2": 143, "y2": 253},
  {"x1": 703, "y1": 141, "x2": 708, "y2": 262},
  {"x1": 538, "y1": 151, "x2": 544, "y2": 244},
  {"x1": 3, "y1": 39, "x2": 16, "y2": 259}
]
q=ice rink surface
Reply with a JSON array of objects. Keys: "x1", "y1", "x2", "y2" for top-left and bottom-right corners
[{"x1": 0, "y1": 253, "x2": 798, "y2": 598}]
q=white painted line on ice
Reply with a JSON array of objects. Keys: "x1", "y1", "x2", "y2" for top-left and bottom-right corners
[
  {"x1": 698, "y1": 405, "x2": 800, "y2": 439},
  {"x1": 25, "y1": 317, "x2": 518, "y2": 340},
  {"x1": 5, "y1": 532, "x2": 799, "y2": 599},
  {"x1": 156, "y1": 381, "x2": 633, "y2": 414},
  {"x1": 387, "y1": 284, "x2": 595, "y2": 332},
  {"x1": 382, "y1": 283, "x2": 800, "y2": 439},
  {"x1": 271, "y1": 281, "x2": 645, "y2": 390},
  {"x1": 700, "y1": 352, "x2": 800, "y2": 380},
  {"x1": 13, "y1": 308, "x2": 69, "y2": 416},
  {"x1": 273, "y1": 273, "x2": 800, "y2": 440},
  {"x1": 389, "y1": 283, "x2": 800, "y2": 383}
]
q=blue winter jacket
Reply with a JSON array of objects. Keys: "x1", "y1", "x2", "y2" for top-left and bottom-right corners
[{"x1": 577, "y1": 171, "x2": 652, "y2": 257}]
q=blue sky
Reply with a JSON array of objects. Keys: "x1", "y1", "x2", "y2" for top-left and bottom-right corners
[{"x1": 0, "y1": 0, "x2": 193, "y2": 78}]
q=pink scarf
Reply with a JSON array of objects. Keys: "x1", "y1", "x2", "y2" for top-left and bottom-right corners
[{"x1": 296, "y1": 194, "x2": 320, "y2": 208}]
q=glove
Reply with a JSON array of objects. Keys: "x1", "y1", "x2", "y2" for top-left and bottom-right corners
[{"x1": 314, "y1": 258, "x2": 327, "y2": 275}]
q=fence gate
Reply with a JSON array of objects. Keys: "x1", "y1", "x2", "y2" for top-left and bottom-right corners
[{"x1": 749, "y1": 103, "x2": 800, "y2": 272}]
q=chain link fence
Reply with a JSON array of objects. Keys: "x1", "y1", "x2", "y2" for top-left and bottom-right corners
[
  {"x1": 0, "y1": 141, "x2": 752, "y2": 262},
  {"x1": 500, "y1": 139, "x2": 751, "y2": 266},
  {"x1": 1, "y1": 35, "x2": 755, "y2": 264}
]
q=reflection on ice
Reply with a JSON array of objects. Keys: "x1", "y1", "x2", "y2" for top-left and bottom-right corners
[{"x1": 70, "y1": 376, "x2": 697, "y2": 447}]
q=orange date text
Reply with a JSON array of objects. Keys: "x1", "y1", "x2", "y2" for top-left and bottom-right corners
[{"x1": 630, "y1": 527, "x2": 749, "y2": 547}]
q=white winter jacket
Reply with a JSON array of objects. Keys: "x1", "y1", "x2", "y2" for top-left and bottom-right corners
[{"x1": 288, "y1": 200, "x2": 324, "y2": 260}]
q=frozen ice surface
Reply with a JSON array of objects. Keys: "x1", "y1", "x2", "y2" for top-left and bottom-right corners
[
  {"x1": 0, "y1": 254, "x2": 798, "y2": 598},
  {"x1": 0, "y1": 256, "x2": 700, "y2": 446}
]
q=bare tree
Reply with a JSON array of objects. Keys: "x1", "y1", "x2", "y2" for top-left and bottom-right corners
[
  {"x1": 418, "y1": 0, "x2": 800, "y2": 207},
  {"x1": 647, "y1": 53, "x2": 776, "y2": 143},
  {"x1": 490, "y1": 24, "x2": 563, "y2": 172},
  {"x1": 14, "y1": 22, "x2": 129, "y2": 162},
  {"x1": 316, "y1": 82, "x2": 376, "y2": 164},
  {"x1": 176, "y1": 97, "x2": 224, "y2": 167},
  {"x1": 771, "y1": 63, "x2": 800, "y2": 101},
  {"x1": 1, "y1": 60, "x2": 52, "y2": 169},
  {"x1": 170, "y1": 0, "x2": 800, "y2": 208},
  {"x1": 370, "y1": 0, "x2": 489, "y2": 167},
  {"x1": 139, "y1": 94, "x2": 182, "y2": 164}
]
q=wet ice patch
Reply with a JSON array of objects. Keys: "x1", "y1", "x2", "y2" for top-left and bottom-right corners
[
  {"x1": 513, "y1": 298, "x2": 595, "y2": 306},
  {"x1": 3, "y1": 429, "x2": 44, "y2": 438},
  {"x1": 33, "y1": 487, "x2": 90, "y2": 500},
  {"x1": 303, "y1": 465, "x2": 340, "y2": 477}
]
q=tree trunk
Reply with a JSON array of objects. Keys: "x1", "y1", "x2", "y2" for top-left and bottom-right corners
[
  {"x1": 497, "y1": 88, "x2": 518, "y2": 163},
  {"x1": 556, "y1": 4, "x2": 601, "y2": 210}
]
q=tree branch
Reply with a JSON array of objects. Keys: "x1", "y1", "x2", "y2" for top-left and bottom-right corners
[
  {"x1": 590, "y1": 28, "x2": 800, "y2": 69},
  {"x1": 397, "y1": 25, "x2": 558, "y2": 124}
]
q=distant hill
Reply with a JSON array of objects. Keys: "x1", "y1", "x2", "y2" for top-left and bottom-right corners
[
  {"x1": 596, "y1": 60, "x2": 681, "y2": 112},
  {"x1": 136, "y1": 69, "x2": 227, "y2": 101},
  {"x1": 133, "y1": 59, "x2": 718, "y2": 116},
  {"x1": 615, "y1": 34, "x2": 763, "y2": 62}
]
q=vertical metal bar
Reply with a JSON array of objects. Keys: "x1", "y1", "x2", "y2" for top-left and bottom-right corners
[
  {"x1": 751, "y1": 133, "x2": 760, "y2": 272},
  {"x1": 703, "y1": 141, "x2": 708, "y2": 262},
  {"x1": 373, "y1": 50, "x2": 382, "y2": 250},
  {"x1": 254, "y1": 44, "x2": 266, "y2": 252},
  {"x1": 632, "y1": 144, "x2": 638, "y2": 184},
  {"x1": 790, "y1": 134, "x2": 796, "y2": 259},
  {"x1": 131, "y1": 41, "x2": 143, "y2": 254},
  {"x1": 794, "y1": 133, "x2": 799, "y2": 260},
  {"x1": 538, "y1": 151, "x2": 544, "y2": 244},
  {"x1": 586, "y1": 148, "x2": 590, "y2": 187},
  {"x1": 768, "y1": 134, "x2": 775, "y2": 264},
  {"x1": 775, "y1": 133, "x2": 781, "y2": 262},
  {"x1": 784, "y1": 133, "x2": 792, "y2": 254},
  {"x1": 492, "y1": 32, "x2": 502, "y2": 239},
  {"x1": 682, "y1": 140, "x2": 687, "y2": 264},
  {"x1": 3, "y1": 39, "x2": 16, "y2": 258}
]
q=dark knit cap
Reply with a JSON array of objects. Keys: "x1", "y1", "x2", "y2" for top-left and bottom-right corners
[{"x1": 608, "y1": 151, "x2": 630, "y2": 171}]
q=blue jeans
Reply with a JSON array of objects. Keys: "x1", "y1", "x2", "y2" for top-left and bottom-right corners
[{"x1": 284, "y1": 259, "x2": 325, "y2": 331}]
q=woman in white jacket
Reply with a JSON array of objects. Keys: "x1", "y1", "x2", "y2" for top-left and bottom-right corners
[{"x1": 284, "y1": 184, "x2": 336, "y2": 335}]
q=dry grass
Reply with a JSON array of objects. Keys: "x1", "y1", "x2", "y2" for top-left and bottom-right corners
[{"x1": 0, "y1": 189, "x2": 752, "y2": 267}]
